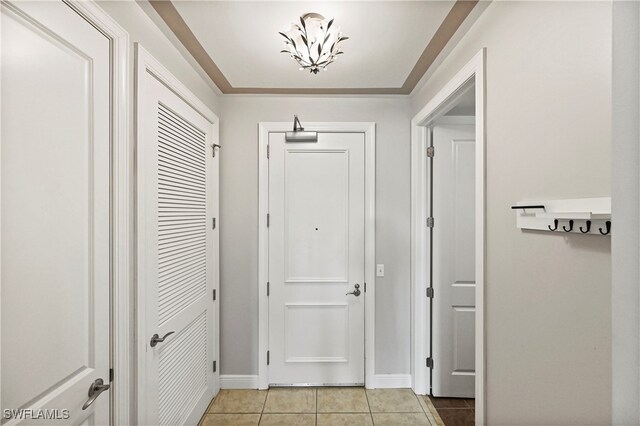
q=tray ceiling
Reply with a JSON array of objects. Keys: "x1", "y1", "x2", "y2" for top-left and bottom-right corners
[{"x1": 149, "y1": 1, "x2": 478, "y2": 94}]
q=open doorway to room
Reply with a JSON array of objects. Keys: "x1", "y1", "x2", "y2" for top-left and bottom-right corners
[
  {"x1": 426, "y1": 87, "x2": 477, "y2": 424},
  {"x1": 411, "y1": 49, "x2": 485, "y2": 425}
]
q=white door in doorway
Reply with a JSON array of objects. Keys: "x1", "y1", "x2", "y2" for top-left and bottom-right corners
[
  {"x1": 1, "y1": 1, "x2": 111, "y2": 423},
  {"x1": 137, "y1": 48, "x2": 219, "y2": 425},
  {"x1": 431, "y1": 124, "x2": 476, "y2": 398},
  {"x1": 268, "y1": 132, "x2": 365, "y2": 385}
]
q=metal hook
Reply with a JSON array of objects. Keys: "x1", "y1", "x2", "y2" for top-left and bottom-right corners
[
  {"x1": 563, "y1": 220, "x2": 574, "y2": 232},
  {"x1": 599, "y1": 221, "x2": 611, "y2": 235},
  {"x1": 579, "y1": 220, "x2": 591, "y2": 234},
  {"x1": 548, "y1": 219, "x2": 558, "y2": 231}
]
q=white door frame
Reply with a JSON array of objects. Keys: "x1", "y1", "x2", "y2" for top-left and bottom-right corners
[
  {"x1": 0, "y1": 2, "x2": 131, "y2": 424},
  {"x1": 69, "y1": 3, "x2": 132, "y2": 424},
  {"x1": 135, "y1": 43, "x2": 220, "y2": 423},
  {"x1": 410, "y1": 49, "x2": 486, "y2": 424},
  {"x1": 258, "y1": 122, "x2": 376, "y2": 389}
]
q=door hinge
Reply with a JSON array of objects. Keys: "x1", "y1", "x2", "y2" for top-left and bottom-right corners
[
  {"x1": 267, "y1": 282, "x2": 270, "y2": 296},
  {"x1": 212, "y1": 217, "x2": 216, "y2": 230},
  {"x1": 267, "y1": 351, "x2": 270, "y2": 365},
  {"x1": 427, "y1": 217, "x2": 434, "y2": 228},
  {"x1": 267, "y1": 213, "x2": 270, "y2": 227},
  {"x1": 213, "y1": 361, "x2": 217, "y2": 373},
  {"x1": 427, "y1": 146, "x2": 435, "y2": 157},
  {"x1": 426, "y1": 287, "x2": 434, "y2": 298},
  {"x1": 213, "y1": 289, "x2": 217, "y2": 301},
  {"x1": 426, "y1": 357, "x2": 434, "y2": 369},
  {"x1": 267, "y1": 144, "x2": 270, "y2": 159},
  {"x1": 109, "y1": 368, "x2": 114, "y2": 382}
]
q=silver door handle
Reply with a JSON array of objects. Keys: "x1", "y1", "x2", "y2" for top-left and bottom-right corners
[
  {"x1": 150, "y1": 331, "x2": 175, "y2": 347},
  {"x1": 82, "y1": 378, "x2": 110, "y2": 410},
  {"x1": 346, "y1": 283, "x2": 361, "y2": 297}
]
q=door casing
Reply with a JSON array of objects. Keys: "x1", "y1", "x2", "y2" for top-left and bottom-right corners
[
  {"x1": 258, "y1": 122, "x2": 376, "y2": 389},
  {"x1": 410, "y1": 49, "x2": 486, "y2": 424}
]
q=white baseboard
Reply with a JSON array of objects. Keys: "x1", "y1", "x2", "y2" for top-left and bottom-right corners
[
  {"x1": 373, "y1": 374, "x2": 412, "y2": 388},
  {"x1": 220, "y1": 374, "x2": 410, "y2": 389},
  {"x1": 220, "y1": 375, "x2": 259, "y2": 389}
]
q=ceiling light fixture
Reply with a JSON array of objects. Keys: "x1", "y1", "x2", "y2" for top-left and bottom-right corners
[{"x1": 279, "y1": 13, "x2": 348, "y2": 74}]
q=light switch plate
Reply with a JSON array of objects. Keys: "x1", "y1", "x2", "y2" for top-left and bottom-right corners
[{"x1": 376, "y1": 264, "x2": 385, "y2": 277}]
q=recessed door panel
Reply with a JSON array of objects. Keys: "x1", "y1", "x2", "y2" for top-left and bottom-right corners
[
  {"x1": 285, "y1": 304, "x2": 349, "y2": 362},
  {"x1": 285, "y1": 150, "x2": 349, "y2": 282},
  {"x1": 452, "y1": 307, "x2": 475, "y2": 374}
]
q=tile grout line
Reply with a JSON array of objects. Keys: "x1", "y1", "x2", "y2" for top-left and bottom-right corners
[
  {"x1": 258, "y1": 388, "x2": 267, "y2": 425},
  {"x1": 363, "y1": 388, "x2": 375, "y2": 425}
]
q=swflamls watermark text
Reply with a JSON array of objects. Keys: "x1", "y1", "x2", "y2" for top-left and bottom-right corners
[{"x1": 3, "y1": 409, "x2": 70, "y2": 420}]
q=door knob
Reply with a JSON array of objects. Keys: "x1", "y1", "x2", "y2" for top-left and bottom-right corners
[
  {"x1": 82, "y1": 378, "x2": 110, "y2": 410},
  {"x1": 150, "y1": 331, "x2": 175, "y2": 347},
  {"x1": 346, "y1": 283, "x2": 361, "y2": 297}
]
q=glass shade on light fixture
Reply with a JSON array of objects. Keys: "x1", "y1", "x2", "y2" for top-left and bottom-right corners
[{"x1": 279, "y1": 13, "x2": 348, "y2": 74}]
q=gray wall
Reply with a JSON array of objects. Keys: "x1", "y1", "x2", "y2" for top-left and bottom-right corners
[
  {"x1": 612, "y1": 2, "x2": 640, "y2": 424},
  {"x1": 411, "y1": 1, "x2": 612, "y2": 423},
  {"x1": 218, "y1": 96, "x2": 411, "y2": 375}
]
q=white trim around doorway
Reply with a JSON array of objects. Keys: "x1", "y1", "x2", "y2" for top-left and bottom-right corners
[
  {"x1": 410, "y1": 48, "x2": 486, "y2": 424},
  {"x1": 257, "y1": 122, "x2": 376, "y2": 390},
  {"x1": 64, "y1": 2, "x2": 132, "y2": 424}
]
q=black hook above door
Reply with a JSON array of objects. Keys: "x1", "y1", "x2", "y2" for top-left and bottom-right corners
[
  {"x1": 563, "y1": 220, "x2": 574, "y2": 232},
  {"x1": 579, "y1": 220, "x2": 591, "y2": 234},
  {"x1": 599, "y1": 221, "x2": 611, "y2": 235},
  {"x1": 548, "y1": 219, "x2": 558, "y2": 231}
]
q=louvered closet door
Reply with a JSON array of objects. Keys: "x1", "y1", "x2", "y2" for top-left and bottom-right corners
[{"x1": 138, "y1": 52, "x2": 218, "y2": 426}]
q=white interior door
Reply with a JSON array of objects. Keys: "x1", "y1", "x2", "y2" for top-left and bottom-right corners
[
  {"x1": 431, "y1": 124, "x2": 476, "y2": 398},
  {"x1": 1, "y1": 1, "x2": 111, "y2": 424},
  {"x1": 137, "y1": 50, "x2": 218, "y2": 425},
  {"x1": 268, "y1": 132, "x2": 365, "y2": 386}
]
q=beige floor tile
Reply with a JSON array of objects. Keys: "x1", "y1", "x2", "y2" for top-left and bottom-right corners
[
  {"x1": 259, "y1": 414, "x2": 316, "y2": 425},
  {"x1": 317, "y1": 387, "x2": 369, "y2": 413},
  {"x1": 200, "y1": 413, "x2": 261, "y2": 426},
  {"x1": 317, "y1": 413, "x2": 374, "y2": 426},
  {"x1": 366, "y1": 389, "x2": 422, "y2": 413},
  {"x1": 210, "y1": 390, "x2": 268, "y2": 413},
  {"x1": 263, "y1": 388, "x2": 316, "y2": 413},
  {"x1": 372, "y1": 412, "x2": 430, "y2": 426}
]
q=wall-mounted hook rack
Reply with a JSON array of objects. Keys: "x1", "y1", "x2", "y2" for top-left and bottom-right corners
[{"x1": 512, "y1": 197, "x2": 611, "y2": 236}]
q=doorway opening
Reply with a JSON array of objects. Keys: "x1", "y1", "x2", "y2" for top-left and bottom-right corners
[
  {"x1": 411, "y1": 49, "x2": 486, "y2": 425},
  {"x1": 257, "y1": 122, "x2": 376, "y2": 389}
]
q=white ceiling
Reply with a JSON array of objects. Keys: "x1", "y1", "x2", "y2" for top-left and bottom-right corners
[{"x1": 172, "y1": 1, "x2": 457, "y2": 89}]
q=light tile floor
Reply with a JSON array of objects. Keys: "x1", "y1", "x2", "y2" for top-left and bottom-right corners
[{"x1": 200, "y1": 388, "x2": 446, "y2": 426}]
